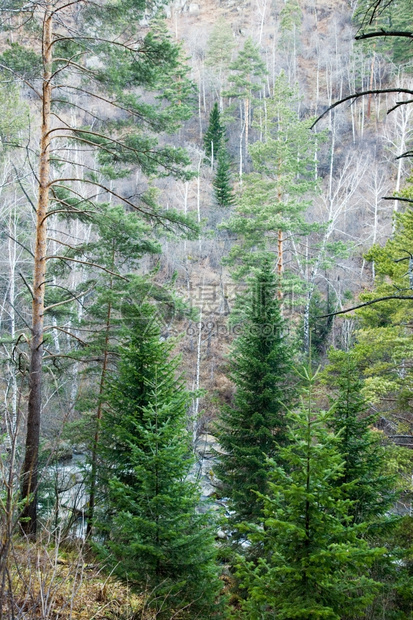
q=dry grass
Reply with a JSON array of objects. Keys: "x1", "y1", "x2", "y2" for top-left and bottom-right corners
[{"x1": 1, "y1": 537, "x2": 150, "y2": 620}]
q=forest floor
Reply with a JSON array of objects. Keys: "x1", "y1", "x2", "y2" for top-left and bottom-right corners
[{"x1": 2, "y1": 538, "x2": 150, "y2": 619}]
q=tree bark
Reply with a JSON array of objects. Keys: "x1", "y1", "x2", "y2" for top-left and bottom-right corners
[
  {"x1": 86, "y1": 298, "x2": 112, "y2": 537},
  {"x1": 20, "y1": 6, "x2": 52, "y2": 537},
  {"x1": 277, "y1": 229, "x2": 283, "y2": 300}
]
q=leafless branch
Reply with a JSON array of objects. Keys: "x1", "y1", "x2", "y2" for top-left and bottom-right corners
[
  {"x1": 311, "y1": 88, "x2": 413, "y2": 127},
  {"x1": 318, "y1": 295, "x2": 413, "y2": 318},
  {"x1": 18, "y1": 272, "x2": 34, "y2": 299},
  {"x1": 383, "y1": 196, "x2": 413, "y2": 204},
  {"x1": 3, "y1": 232, "x2": 35, "y2": 258},
  {"x1": 388, "y1": 99, "x2": 413, "y2": 113},
  {"x1": 43, "y1": 255, "x2": 129, "y2": 281},
  {"x1": 44, "y1": 325, "x2": 87, "y2": 345},
  {"x1": 356, "y1": 30, "x2": 413, "y2": 40}
]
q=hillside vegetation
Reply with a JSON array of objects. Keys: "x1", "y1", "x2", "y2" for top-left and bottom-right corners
[{"x1": 1, "y1": 0, "x2": 413, "y2": 616}]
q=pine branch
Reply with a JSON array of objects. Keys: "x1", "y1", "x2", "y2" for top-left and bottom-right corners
[
  {"x1": 44, "y1": 325, "x2": 87, "y2": 346},
  {"x1": 0, "y1": 63, "x2": 42, "y2": 99},
  {"x1": 43, "y1": 286, "x2": 95, "y2": 312},
  {"x1": 48, "y1": 179, "x2": 159, "y2": 220},
  {"x1": 51, "y1": 35, "x2": 145, "y2": 53},
  {"x1": 54, "y1": 84, "x2": 146, "y2": 122}
]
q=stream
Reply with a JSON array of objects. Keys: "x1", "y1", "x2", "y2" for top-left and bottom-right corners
[{"x1": 43, "y1": 433, "x2": 225, "y2": 538}]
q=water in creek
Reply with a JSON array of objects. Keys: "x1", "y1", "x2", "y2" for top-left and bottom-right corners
[{"x1": 43, "y1": 434, "x2": 225, "y2": 539}]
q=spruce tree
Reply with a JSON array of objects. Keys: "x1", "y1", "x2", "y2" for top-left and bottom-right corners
[
  {"x1": 96, "y1": 302, "x2": 222, "y2": 618},
  {"x1": 325, "y1": 349, "x2": 398, "y2": 525},
  {"x1": 353, "y1": 204, "x2": 413, "y2": 424},
  {"x1": 213, "y1": 145, "x2": 236, "y2": 208},
  {"x1": 323, "y1": 350, "x2": 412, "y2": 619},
  {"x1": 215, "y1": 258, "x2": 292, "y2": 530},
  {"x1": 236, "y1": 367, "x2": 386, "y2": 620},
  {"x1": 204, "y1": 102, "x2": 226, "y2": 165}
]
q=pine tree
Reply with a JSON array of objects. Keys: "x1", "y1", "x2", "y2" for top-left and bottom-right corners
[
  {"x1": 215, "y1": 258, "x2": 292, "y2": 531},
  {"x1": 235, "y1": 367, "x2": 386, "y2": 620},
  {"x1": 225, "y1": 38, "x2": 267, "y2": 107},
  {"x1": 204, "y1": 102, "x2": 226, "y2": 165},
  {"x1": 205, "y1": 17, "x2": 234, "y2": 107},
  {"x1": 95, "y1": 301, "x2": 222, "y2": 618},
  {"x1": 0, "y1": 0, "x2": 196, "y2": 534},
  {"x1": 353, "y1": 0, "x2": 413, "y2": 66},
  {"x1": 224, "y1": 37, "x2": 267, "y2": 173},
  {"x1": 213, "y1": 145, "x2": 236, "y2": 208},
  {"x1": 223, "y1": 72, "x2": 320, "y2": 281}
]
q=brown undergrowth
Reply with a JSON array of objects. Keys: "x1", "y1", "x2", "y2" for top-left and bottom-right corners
[{"x1": 0, "y1": 535, "x2": 150, "y2": 620}]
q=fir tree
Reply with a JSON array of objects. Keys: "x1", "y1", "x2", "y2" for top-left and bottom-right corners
[
  {"x1": 215, "y1": 258, "x2": 292, "y2": 530},
  {"x1": 353, "y1": 204, "x2": 413, "y2": 423},
  {"x1": 325, "y1": 349, "x2": 398, "y2": 525},
  {"x1": 236, "y1": 367, "x2": 386, "y2": 620},
  {"x1": 213, "y1": 145, "x2": 236, "y2": 208},
  {"x1": 204, "y1": 102, "x2": 226, "y2": 165},
  {"x1": 323, "y1": 350, "x2": 412, "y2": 619},
  {"x1": 96, "y1": 302, "x2": 222, "y2": 618}
]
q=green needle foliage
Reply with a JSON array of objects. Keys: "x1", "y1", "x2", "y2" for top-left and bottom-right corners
[
  {"x1": 235, "y1": 366, "x2": 386, "y2": 620},
  {"x1": 215, "y1": 258, "x2": 293, "y2": 532},
  {"x1": 213, "y1": 145, "x2": 236, "y2": 208},
  {"x1": 225, "y1": 37, "x2": 267, "y2": 104},
  {"x1": 223, "y1": 72, "x2": 321, "y2": 278},
  {"x1": 95, "y1": 302, "x2": 222, "y2": 618},
  {"x1": 205, "y1": 17, "x2": 234, "y2": 74},
  {"x1": 353, "y1": 0, "x2": 413, "y2": 67},
  {"x1": 353, "y1": 204, "x2": 413, "y2": 423},
  {"x1": 324, "y1": 349, "x2": 399, "y2": 525},
  {"x1": 204, "y1": 102, "x2": 226, "y2": 164}
]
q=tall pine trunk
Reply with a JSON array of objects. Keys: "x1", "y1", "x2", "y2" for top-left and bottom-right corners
[{"x1": 20, "y1": 7, "x2": 52, "y2": 536}]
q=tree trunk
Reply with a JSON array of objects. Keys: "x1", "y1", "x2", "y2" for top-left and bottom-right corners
[
  {"x1": 277, "y1": 229, "x2": 283, "y2": 300},
  {"x1": 245, "y1": 96, "x2": 249, "y2": 160},
  {"x1": 87, "y1": 298, "x2": 112, "y2": 537},
  {"x1": 367, "y1": 51, "x2": 375, "y2": 120},
  {"x1": 20, "y1": 7, "x2": 52, "y2": 537}
]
